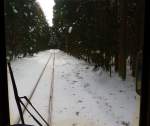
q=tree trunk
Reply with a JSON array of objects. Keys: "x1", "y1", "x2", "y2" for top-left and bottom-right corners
[
  {"x1": 136, "y1": 0, "x2": 145, "y2": 51},
  {"x1": 115, "y1": 53, "x2": 119, "y2": 72},
  {"x1": 118, "y1": 0, "x2": 127, "y2": 80}
]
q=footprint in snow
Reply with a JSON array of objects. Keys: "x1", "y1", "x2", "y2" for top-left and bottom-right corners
[
  {"x1": 93, "y1": 96, "x2": 96, "y2": 99},
  {"x1": 85, "y1": 66, "x2": 89, "y2": 69},
  {"x1": 109, "y1": 105, "x2": 112, "y2": 108},
  {"x1": 105, "y1": 102, "x2": 112, "y2": 109},
  {"x1": 72, "y1": 123, "x2": 77, "y2": 126},
  {"x1": 78, "y1": 76, "x2": 83, "y2": 79},
  {"x1": 81, "y1": 106, "x2": 86, "y2": 109},
  {"x1": 75, "y1": 112, "x2": 80, "y2": 116},
  {"x1": 119, "y1": 90, "x2": 125, "y2": 93},
  {"x1": 134, "y1": 96, "x2": 136, "y2": 99},
  {"x1": 104, "y1": 98, "x2": 108, "y2": 101},
  {"x1": 83, "y1": 83, "x2": 90, "y2": 88},
  {"x1": 88, "y1": 91, "x2": 92, "y2": 94},
  {"x1": 59, "y1": 110, "x2": 63, "y2": 113},
  {"x1": 105, "y1": 102, "x2": 110, "y2": 106},
  {"x1": 109, "y1": 93, "x2": 113, "y2": 95},
  {"x1": 98, "y1": 96, "x2": 102, "y2": 100},
  {"x1": 121, "y1": 121, "x2": 130, "y2": 126},
  {"x1": 78, "y1": 100, "x2": 83, "y2": 103},
  {"x1": 116, "y1": 121, "x2": 119, "y2": 124},
  {"x1": 120, "y1": 106, "x2": 124, "y2": 109},
  {"x1": 72, "y1": 81, "x2": 78, "y2": 83},
  {"x1": 96, "y1": 101, "x2": 100, "y2": 104},
  {"x1": 76, "y1": 74, "x2": 83, "y2": 79}
]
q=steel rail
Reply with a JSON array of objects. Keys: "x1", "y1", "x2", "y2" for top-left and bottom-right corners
[
  {"x1": 17, "y1": 52, "x2": 53, "y2": 124},
  {"x1": 48, "y1": 51, "x2": 56, "y2": 126}
]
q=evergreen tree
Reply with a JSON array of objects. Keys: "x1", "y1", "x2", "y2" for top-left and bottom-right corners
[
  {"x1": 53, "y1": 0, "x2": 144, "y2": 80},
  {"x1": 5, "y1": 0, "x2": 51, "y2": 60}
]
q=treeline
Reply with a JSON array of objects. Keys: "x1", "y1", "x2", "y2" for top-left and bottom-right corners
[
  {"x1": 5, "y1": 0, "x2": 51, "y2": 60},
  {"x1": 53, "y1": 0, "x2": 144, "y2": 80}
]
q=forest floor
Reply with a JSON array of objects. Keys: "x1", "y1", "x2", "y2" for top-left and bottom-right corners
[{"x1": 8, "y1": 49, "x2": 140, "y2": 126}]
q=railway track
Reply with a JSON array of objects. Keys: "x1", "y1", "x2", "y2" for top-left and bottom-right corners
[
  {"x1": 16, "y1": 50, "x2": 56, "y2": 126},
  {"x1": 48, "y1": 50, "x2": 55, "y2": 126}
]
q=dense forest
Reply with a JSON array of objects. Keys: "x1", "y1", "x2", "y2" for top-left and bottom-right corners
[
  {"x1": 4, "y1": 0, "x2": 145, "y2": 80},
  {"x1": 52, "y1": 0, "x2": 145, "y2": 80},
  {"x1": 4, "y1": 0, "x2": 51, "y2": 60}
]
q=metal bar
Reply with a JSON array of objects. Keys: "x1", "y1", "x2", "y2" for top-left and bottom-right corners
[
  {"x1": 0, "y1": 43, "x2": 10, "y2": 125},
  {"x1": 8, "y1": 63, "x2": 25, "y2": 124},
  {"x1": 0, "y1": 1, "x2": 10, "y2": 124},
  {"x1": 20, "y1": 96, "x2": 49, "y2": 126},
  {"x1": 19, "y1": 99, "x2": 42, "y2": 126}
]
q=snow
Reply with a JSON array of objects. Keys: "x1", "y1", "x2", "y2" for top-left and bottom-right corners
[
  {"x1": 58, "y1": 28, "x2": 62, "y2": 32},
  {"x1": 29, "y1": 27, "x2": 35, "y2": 33},
  {"x1": 68, "y1": 26, "x2": 73, "y2": 34},
  {"x1": 76, "y1": 7, "x2": 80, "y2": 13},
  {"x1": 60, "y1": 11, "x2": 63, "y2": 15},
  {"x1": 8, "y1": 50, "x2": 52, "y2": 124},
  {"x1": 24, "y1": 12, "x2": 28, "y2": 17},
  {"x1": 12, "y1": 7, "x2": 18, "y2": 14},
  {"x1": 30, "y1": 12, "x2": 33, "y2": 16},
  {"x1": 78, "y1": 41, "x2": 82, "y2": 44},
  {"x1": 30, "y1": 47, "x2": 33, "y2": 50},
  {"x1": 28, "y1": 4, "x2": 32, "y2": 9},
  {"x1": 8, "y1": 49, "x2": 140, "y2": 126},
  {"x1": 96, "y1": 50, "x2": 100, "y2": 54}
]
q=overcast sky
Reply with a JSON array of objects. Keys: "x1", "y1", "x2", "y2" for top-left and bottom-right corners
[{"x1": 36, "y1": 0, "x2": 55, "y2": 26}]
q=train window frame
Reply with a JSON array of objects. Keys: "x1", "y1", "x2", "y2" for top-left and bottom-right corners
[{"x1": 1, "y1": 0, "x2": 150, "y2": 125}]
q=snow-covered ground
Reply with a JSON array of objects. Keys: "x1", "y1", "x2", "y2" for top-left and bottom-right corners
[{"x1": 8, "y1": 49, "x2": 140, "y2": 126}]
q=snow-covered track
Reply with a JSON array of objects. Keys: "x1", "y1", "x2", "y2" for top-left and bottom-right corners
[
  {"x1": 9, "y1": 49, "x2": 139, "y2": 126},
  {"x1": 17, "y1": 52, "x2": 53, "y2": 124}
]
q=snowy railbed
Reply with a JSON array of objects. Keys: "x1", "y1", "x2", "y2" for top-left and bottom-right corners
[{"x1": 8, "y1": 49, "x2": 140, "y2": 126}]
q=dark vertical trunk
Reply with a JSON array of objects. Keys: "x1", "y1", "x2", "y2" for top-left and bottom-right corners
[
  {"x1": 136, "y1": 0, "x2": 145, "y2": 51},
  {"x1": 0, "y1": 20, "x2": 10, "y2": 125},
  {"x1": 131, "y1": 55, "x2": 136, "y2": 77},
  {"x1": 118, "y1": 0, "x2": 127, "y2": 80},
  {"x1": 115, "y1": 53, "x2": 119, "y2": 72},
  {"x1": 132, "y1": 0, "x2": 145, "y2": 78},
  {"x1": 114, "y1": 0, "x2": 119, "y2": 73},
  {"x1": 65, "y1": 35, "x2": 68, "y2": 53},
  {"x1": 110, "y1": 56, "x2": 112, "y2": 77}
]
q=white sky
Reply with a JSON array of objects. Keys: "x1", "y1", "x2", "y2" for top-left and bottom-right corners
[{"x1": 36, "y1": 0, "x2": 55, "y2": 26}]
